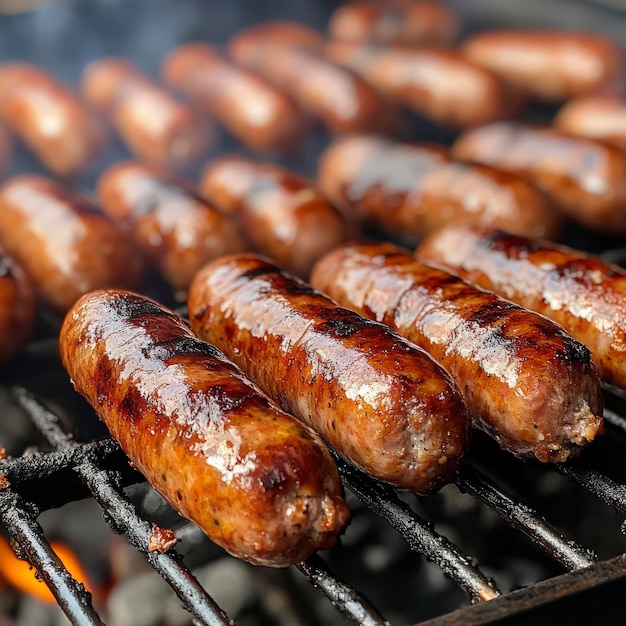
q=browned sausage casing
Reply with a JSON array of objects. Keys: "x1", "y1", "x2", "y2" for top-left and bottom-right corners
[
  {"x1": 97, "y1": 161, "x2": 246, "y2": 296},
  {"x1": 188, "y1": 254, "x2": 471, "y2": 494},
  {"x1": 0, "y1": 248, "x2": 36, "y2": 366},
  {"x1": 162, "y1": 44, "x2": 310, "y2": 153},
  {"x1": 82, "y1": 58, "x2": 213, "y2": 167},
  {"x1": 417, "y1": 224, "x2": 626, "y2": 391},
  {"x1": 199, "y1": 156, "x2": 353, "y2": 278},
  {"x1": 311, "y1": 244, "x2": 604, "y2": 462},
  {"x1": 0, "y1": 175, "x2": 143, "y2": 314},
  {"x1": 0, "y1": 63, "x2": 106, "y2": 177},
  {"x1": 318, "y1": 135, "x2": 562, "y2": 244},
  {"x1": 453, "y1": 122, "x2": 626, "y2": 234},
  {"x1": 325, "y1": 41, "x2": 519, "y2": 128},
  {"x1": 328, "y1": 1, "x2": 460, "y2": 47},
  {"x1": 60, "y1": 290, "x2": 349, "y2": 567},
  {"x1": 461, "y1": 30, "x2": 622, "y2": 101}
]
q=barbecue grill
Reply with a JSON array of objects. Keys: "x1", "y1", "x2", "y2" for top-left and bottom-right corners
[{"x1": 2, "y1": 1, "x2": 626, "y2": 624}]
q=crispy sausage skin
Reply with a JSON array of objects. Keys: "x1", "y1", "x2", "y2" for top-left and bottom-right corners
[
  {"x1": 328, "y1": 1, "x2": 460, "y2": 47},
  {"x1": 0, "y1": 176, "x2": 143, "y2": 314},
  {"x1": 188, "y1": 254, "x2": 470, "y2": 494},
  {"x1": 461, "y1": 30, "x2": 622, "y2": 101},
  {"x1": 325, "y1": 42, "x2": 519, "y2": 128},
  {"x1": 82, "y1": 58, "x2": 213, "y2": 167},
  {"x1": 0, "y1": 248, "x2": 36, "y2": 366},
  {"x1": 311, "y1": 244, "x2": 604, "y2": 462},
  {"x1": 162, "y1": 44, "x2": 310, "y2": 153},
  {"x1": 199, "y1": 156, "x2": 353, "y2": 278},
  {"x1": 97, "y1": 161, "x2": 246, "y2": 296},
  {"x1": 60, "y1": 290, "x2": 349, "y2": 567},
  {"x1": 0, "y1": 63, "x2": 106, "y2": 177},
  {"x1": 318, "y1": 135, "x2": 562, "y2": 244},
  {"x1": 453, "y1": 122, "x2": 626, "y2": 234},
  {"x1": 417, "y1": 224, "x2": 626, "y2": 391}
]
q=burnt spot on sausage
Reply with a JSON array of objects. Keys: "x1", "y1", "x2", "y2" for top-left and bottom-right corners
[
  {"x1": 316, "y1": 318, "x2": 361, "y2": 338},
  {"x1": 258, "y1": 466, "x2": 286, "y2": 492},
  {"x1": 153, "y1": 335, "x2": 224, "y2": 360},
  {"x1": 465, "y1": 300, "x2": 519, "y2": 326},
  {"x1": 107, "y1": 292, "x2": 177, "y2": 322},
  {"x1": 119, "y1": 385, "x2": 148, "y2": 426}
]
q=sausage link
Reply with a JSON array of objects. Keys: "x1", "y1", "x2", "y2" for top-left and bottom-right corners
[
  {"x1": 0, "y1": 63, "x2": 106, "y2": 177},
  {"x1": 199, "y1": 156, "x2": 353, "y2": 278},
  {"x1": 318, "y1": 135, "x2": 562, "y2": 244},
  {"x1": 0, "y1": 175, "x2": 143, "y2": 314},
  {"x1": 328, "y1": 1, "x2": 460, "y2": 47},
  {"x1": 0, "y1": 248, "x2": 36, "y2": 366},
  {"x1": 60, "y1": 290, "x2": 349, "y2": 567},
  {"x1": 97, "y1": 161, "x2": 246, "y2": 296},
  {"x1": 311, "y1": 243, "x2": 604, "y2": 462},
  {"x1": 417, "y1": 224, "x2": 626, "y2": 391},
  {"x1": 461, "y1": 30, "x2": 622, "y2": 101},
  {"x1": 82, "y1": 58, "x2": 213, "y2": 167},
  {"x1": 162, "y1": 44, "x2": 310, "y2": 153},
  {"x1": 188, "y1": 254, "x2": 470, "y2": 494},
  {"x1": 325, "y1": 41, "x2": 519, "y2": 128},
  {"x1": 453, "y1": 122, "x2": 626, "y2": 233}
]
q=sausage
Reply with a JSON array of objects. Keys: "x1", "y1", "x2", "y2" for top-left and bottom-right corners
[
  {"x1": 82, "y1": 58, "x2": 213, "y2": 167},
  {"x1": 328, "y1": 1, "x2": 460, "y2": 47},
  {"x1": 0, "y1": 63, "x2": 106, "y2": 177},
  {"x1": 461, "y1": 30, "x2": 622, "y2": 102},
  {"x1": 188, "y1": 254, "x2": 470, "y2": 494},
  {"x1": 0, "y1": 175, "x2": 143, "y2": 314},
  {"x1": 324, "y1": 41, "x2": 520, "y2": 128},
  {"x1": 318, "y1": 135, "x2": 563, "y2": 244},
  {"x1": 0, "y1": 248, "x2": 36, "y2": 366},
  {"x1": 417, "y1": 224, "x2": 626, "y2": 391},
  {"x1": 452, "y1": 122, "x2": 626, "y2": 234},
  {"x1": 59, "y1": 290, "x2": 349, "y2": 567},
  {"x1": 227, "y1": 31, "x2": 399, "y2": 134},
  {"x1": 162, "y1": 43, "x2": 310, "y2": 153},
  {"x1": 311, "y1": 243, "x2": 604, "y2": 462},
  {"x1": 199, "y1": 156, "x2": 353, "y2": 278},
  {"x1": 97, "y1": 161, "x2": 246, "y2": 297}
]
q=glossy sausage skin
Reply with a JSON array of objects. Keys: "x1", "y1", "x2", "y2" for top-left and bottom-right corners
[
  {"x1": 318, "y1": 135, "x2": 562, "y2": 244},
  {"x1": 461, "y1": 30, "x2": 622, "y2": 101},
  {"x1": 328, "y1": 1, "x2": 460, "y2": 47},
  {"x1": 199, "y1": 156, "x2": 352, "y2": 277},
  {"x1": 60, "y1": 290, "x2": 349, "y2": 567},
  {"x1": 311, "y1": 244, "x2": 604, "y2": 462},
  {"x1": 0, "y1": 63, "x2": 106, "y2": 177},
  {"x1": 82, "y1": 58, "x2": 213, "y2": 167},
  {"x1": 0, "y1": 249, "x2": 36, "y2": 366},
  {"x1": 97, "y1": 161, "x2": 246, "y2": 296},
  {"x1": 453, "y1": 122, "x2": 626, "y2": 234},
  {"x1": 162, "y1": 44, "x2": 310, "y2": 153},
  {"x1": 417, "y1": 224, "x2": 626, "y2": 391},
  {"x1": 188, "y1": 254, "x2": 471, "y2": 494},
  {"x1": 325, "y1": 42, "x2": 519, "y2": 128},
  {"x1": 0, "y1": 175, "x2": 142, "y2": 314}
]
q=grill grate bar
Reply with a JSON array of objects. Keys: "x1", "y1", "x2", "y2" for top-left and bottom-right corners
[
  {"x1": 335, "y1": 458, "x2": 502, "y2": 603},
  {"x1": 454, "y1": 463, "x2": 598, "y2": 570}
]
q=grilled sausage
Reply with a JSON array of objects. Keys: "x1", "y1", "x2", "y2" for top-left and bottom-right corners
[
  {"x1": 199, "y1": 156, "x2": 352, "y2": 277},
  {"x1": 60, "y1": 290, "x2": 349, "y2": 567},
  {"x1": 82, "y1": 58, "x2": 213, "y2": 167},
  {"x1": 188, "y1": 254, "x2": 470, "y2": 494},
  {"x1": 0, "y1": 248, "x2": 36, "y2": 366},
  {"x1": 0, "y1": 175, "x2": 142, "y2": 314},
  {"x1": 328, "y1": 1, "x2": 460, "y2": 47},
  {"x1": 0, "y1": 63, "x2": 106, "y2": 177},
  {"x1": 97, "y1": 161, "x2": 246, "y2": 297},
  {"x1": 318, "y1": 135, "x2": 562, "y2": 244},
  {"x1": 453, "y1": 122, "x2": 626, "y2": 234},
  {"x1": 162, "y1": 44, "x2": 310, "y2": 153},
  {"x1": 325, "y1": 42, "x2": 519, "y2": 128},
  {"x1": 461, "y1": 30, "x2": 622, "y2": 102},
  {"x1": 311, "y1": 243, "x2": 604, "y2": 462},
  {"x1": 417, "y1": 224, "x2": 626, "y2": 391}
]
